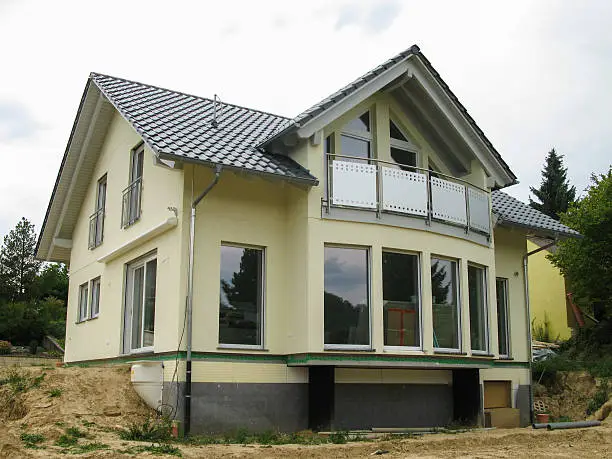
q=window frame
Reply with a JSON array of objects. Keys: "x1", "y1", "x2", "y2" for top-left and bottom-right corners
[
  {"x1": 122, "y1": 143, "x2": 144, "y2": 228},
  {"x1": 339, "y1": 109, "x2": 372, "y2": 162},
  {"x1": 431, "y1": 255, "x2": 462, "y2": 354},
  {"x1": 389, "y1": 117, "x2": 419, "y2": 169},
  {"x1": 90, "y1": 277, "x2": 101, "y2": 319},
  {"x1": 382, "y1": 249, "x2": 423, "y2": 352},
  {"x1": 217, "y1": 242, "x2": 266, "y2": 350},
  {"x1": 77, "y1": 282, "x2": 89, "y2": 323},
  {"x1": 496, "y1": 277, "x2": 511, "y2": 358},
  {"x1": 123, "y1": 251, "x2": 157, "y2": 354},
  {"x1": 323, "y1": 244, "x2": 373, "y2": 351},
  {"x1": 468, "y1": 263, "x2": 490, "y2": 355},
  {"x1": 89, "y1": 174, "x2": 107, "y2": 249}
]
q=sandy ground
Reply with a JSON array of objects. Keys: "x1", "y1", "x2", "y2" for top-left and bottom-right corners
[{"x1": 1, "y1": 365, "x2": 612, "y2": 458}]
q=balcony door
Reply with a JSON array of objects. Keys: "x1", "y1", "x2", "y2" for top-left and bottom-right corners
[{"x1": 123, "y1": 253, "x2": 157, "y2": 353}]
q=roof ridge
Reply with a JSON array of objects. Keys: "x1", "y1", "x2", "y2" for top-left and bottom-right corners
[{"x1": 89, "y1": 72, "x2": 291, "y2": 121}]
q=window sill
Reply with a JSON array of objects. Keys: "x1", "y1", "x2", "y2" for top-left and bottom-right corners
[
  {"x1": 75, "y1": 319, "x2": 87, "y2": 325},
  {"x1": 472, "y1": 352, "x2": 495, "y2": 358},
  {"x1": 217, "y1": 345, "x2": 268, "y2": 351},
  {"x1": 88, "y1": 315, "x2": 99, "y2": 321},
  {"x1": 383, "y1": 347, "x2": 425, "y2": 354},
  {"x1": 497, "y1": 356, "x2": 514, "y2": 361},
  {"x1": 323, "y1": 346, "x2": 376, "y2": 352},
  {"x1": 128, "y1": 347, "x2": 154, "y2": 355},
  {"x1": 433, "y1": 349, "x2": 466, "y2": 355}
]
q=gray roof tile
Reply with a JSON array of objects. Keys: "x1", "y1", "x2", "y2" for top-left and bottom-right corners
[
  {"x1": 91, "y1": 73, "x2": 318, "y2": 185},
  {"x1": 491, "y1": 191, "x2": 580, "y2": 238}
]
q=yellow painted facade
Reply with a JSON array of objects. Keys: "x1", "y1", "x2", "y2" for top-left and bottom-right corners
[
  {"x1": 527, "y1": 240, "x2": 572, "y2": 341},
  {"x1": 63, "y1": 88, "x2": 530, "y2": 394}
]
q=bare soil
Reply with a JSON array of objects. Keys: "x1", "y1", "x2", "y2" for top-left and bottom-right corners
[{"x1": 1, "y1": 365, "x2": 612, "y2": 458}]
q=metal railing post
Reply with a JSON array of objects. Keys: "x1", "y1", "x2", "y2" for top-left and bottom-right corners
[
  {"x1": 465, "y1": 186, "x2": 471, "y2": 234},
  {"x1": 376, "y1": 160, "x2": 383, "y2": 219},
  {"x1": 426, "y1": 169, "x2": 432, "y2": 226}
]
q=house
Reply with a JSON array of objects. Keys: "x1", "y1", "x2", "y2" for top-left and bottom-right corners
[
  {"x1": 36, "y1": 45, "x2": 580, "y2": 433},
  {"x1": 527, "y1": 238, "x2": 574, "y2": 341}
]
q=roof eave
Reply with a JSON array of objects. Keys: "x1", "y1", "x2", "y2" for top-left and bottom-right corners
[{"x1": 495, "y1": 218, "x2": 582, "y2": 240}]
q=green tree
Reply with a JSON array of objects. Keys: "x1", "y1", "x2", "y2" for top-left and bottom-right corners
[
  {"x1": 0, "y1": 218, "x2": 41, "y2": 301},
  {"x1": 550, "y1": 167, "x2": 612, "y2": 320},
  {"x1": 32, "y1": 263, "x2": 68, "y2": 302},
  {"x1": 529, "y1": 149, "x2": 577, "y2": 220}
]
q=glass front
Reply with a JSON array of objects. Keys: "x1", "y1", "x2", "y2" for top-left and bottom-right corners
[
  {"x1": 324, "y1": 246, "x2": 370, "y2": 346},
  {"x1": 496, "y1": 278, "x2": 509, "y2": 356},
  {"x1": 383, "y1": 252, "x2": 420, "y2": 347},
  {"x1": 344, "y1": 112, "x2": 370, "y2": 133},
  {"x1": 468, "y1": 265, "x2": 488, "y2": 352},
  {"x1": 78, "y1": 284, "x2": 88, "y2": 322},
  {"x1": 431, "y1": 257, "x2": 460, "y2": 350},
  {"x1": 143, "y1": 260, "x2": 157, "y2": 347},
  {"x1": 90, "y1": 278, "x2": 100, "y2": 317},
  {"x1": 128, "y1": 257, "x2": 157, "y2": 350},
  {"x1": 340, "y1": 134, "x2": 370, "y2": 161},
  {"x1": 219, "y1": 245, "x2": 263, "y2": 346}
]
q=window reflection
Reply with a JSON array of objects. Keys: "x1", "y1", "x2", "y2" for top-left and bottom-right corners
[
  {"x1": 431, "y1": 257, "x2": 460, "y2": 350},
  {"x1": 324, "y1": 247, "x2": 370, "y2": 346}
]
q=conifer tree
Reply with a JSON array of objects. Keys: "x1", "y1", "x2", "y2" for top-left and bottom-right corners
[
  {"x1": 529, "y1": 148, "x2": 577, "y2": 220},
  {"x1": 0, "y1": 217, "x2": 41, "y2": 301}
]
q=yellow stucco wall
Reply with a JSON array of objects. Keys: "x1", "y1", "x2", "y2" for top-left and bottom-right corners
[
  {"x1": 65, "y1": 111, "x2": 185, "y2": 362},
  {"x1": 527, "y1": 240, "x2": 571, "y2": 341}
]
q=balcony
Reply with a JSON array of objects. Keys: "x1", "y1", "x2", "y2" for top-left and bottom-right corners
[
  {"x1": 121, "y1": 177, "x2": 142, "y2": 228},
  {"x1": 88, "y1": 208, "x2": 104, "y2": 249},
  {"x1": 324, "y1": 154, "x2": 491, "y2": 237}
]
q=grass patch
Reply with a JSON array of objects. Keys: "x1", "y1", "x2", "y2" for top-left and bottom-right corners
[
  {"x1": 0, "y1": 369, "x2": 45, "y2": 394},
  {"x1": 587, "y1": 379, "x2": 610, "y2": 415},
  {"x1": 118, "y1": 443, "x2": 181, "y2": 456},
  {"x1": 328, "y1": 431, "x2": 349, "y2": 444},
  {"x1": 81, "y1": 420, "x2": 96, "y2": 427},
  {"x1": 47, "y1": 388, "x2": 62, "y2": 398},
  {"x1": 118, "y1": 416, "x2": 172, "y2": 442},
  {"x1": 64, "y1": 442, "x2": 109, "y2": 455},
  {"x1": 20, "y1": 432, "x2": 45, "y2": 449},
  {"x1": 187, "y1": 429, "x2": 337, "y2": 446},
  {"x1": 65, "y1": 426, "x2": 87, "y2": 438},
  {"x1": 55, "y1": 434, "x2": 78, "y2": 447}
]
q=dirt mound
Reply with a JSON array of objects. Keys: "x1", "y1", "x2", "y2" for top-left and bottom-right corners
[
  {"x1": 534, "y1": 371, "x2": 598, "y2": 420},
  {"x1": 0, "y1": 364, "x2": 153, "y2": 458}
]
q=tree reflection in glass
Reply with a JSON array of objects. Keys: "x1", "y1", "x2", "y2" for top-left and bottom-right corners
[{"x1": 431, "y1": 258, "x2": 459, "y2": 350}]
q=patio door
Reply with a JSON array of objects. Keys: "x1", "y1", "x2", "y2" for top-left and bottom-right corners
[{"x1": 123, "y1": 253, "x2": 157, "y2": 353}]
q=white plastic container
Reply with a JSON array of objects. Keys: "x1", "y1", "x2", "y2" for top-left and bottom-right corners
[{"x1": 130, "y1": 361, "x2": 163, "y2": 410}]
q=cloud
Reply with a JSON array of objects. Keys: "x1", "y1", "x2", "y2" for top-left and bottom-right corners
[
  {"x1": 0, "y1": 101, "x2": 40, "y2": 141},
  {"x1": 335, "y1": 0, "x2": 401, "y2": 34}
]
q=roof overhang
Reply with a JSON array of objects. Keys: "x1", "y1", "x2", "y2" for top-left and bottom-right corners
[{"x1": 261, "y1": 46, "x2": 517, "y2": 189}]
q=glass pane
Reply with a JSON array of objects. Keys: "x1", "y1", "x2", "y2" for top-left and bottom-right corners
[
  {"x1": 344, "y1": 112, "x2": 370, "y2": 132},
  {"x1": 79, "y1": 285, "x2": 88, "y2": 321},
  {"x1": 143, "y1": 260, "x2": 157, "y2": 347},
  {"x1": 431, "y1": 258, "x2": 459, "y2": 349},
  {"x1": 390, "y1": 147, "x2": 417, "y2": 171},
  {"x1": 97, "y1": 179, "x2": 106, "y2": 210},
  {"x1": 383, "y1": 252, "x2": 420, "y2": 347},
  {"x1": 390, "y1": 120, "x2": 408, "y2": 142},
  {"x1": 340, "y1": 135, "x2": 370, "y2": 161},
  {"x1": 468, "y1": 265, "x2": 488, "y2": 352},
  {"x1": 131, "y1": 148, "x2": 144, "y2": 182},
  {"x1": 131, "y1": 266, "x2": 144, "y2": 349},
  {"x1": 324, "y1": 247, "x2": 369, "y2": 346},
  {"x1": 91, "y1": 279, "x2": 100, "y2": 316},
  {"x1": 219, "y1": 246, "x2": 263, "y2": 345},
  {"x1": 496, "y1": 279, "x2": 509, "y2": 356}
]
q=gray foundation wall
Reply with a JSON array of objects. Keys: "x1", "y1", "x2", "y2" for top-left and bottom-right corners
[
  {"x1": 333, "y1": 383, "x2": 454, "y2": 430},
  {"x1": 516, "y1": 384, "x2": 531, "y2": 426}
]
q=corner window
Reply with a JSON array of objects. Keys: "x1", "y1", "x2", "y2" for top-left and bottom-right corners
[
  {"x1": 124, "y1": 253, "x2": 157, "y2": 352},
  {"x1": 324, "y1": 246, "x2": 370, "y2": 348},
  {"x1": 219, "y1": 245, "x2": 264, "y2": 347},
  {"x1": 431, "y1": 257, "x2": 460, "y2": 351},
  {"x1": 78, "y1": 282, "x2": 88, "y2": 322},
  {"x1": 89, "y1": 175, "x2": 107, "y2": 249},
  {"x1": 496, "y1": 278, "x2": 510, "y2": 357},
  {"x1": 383, "y1": 251, "x2": 421, "y2": 348},
  {"x1": 468, "y1": 264, "x2": 489, "y2": 353},
  {"x1": 90, "y1": 277, "x2": 101, "y2": 319},
  {"x1": 340, "y1": 111, "x2": 371, "y2": 163},
  {"x1": 122, "y1": 144, "x2": 144, "y2": 228}
]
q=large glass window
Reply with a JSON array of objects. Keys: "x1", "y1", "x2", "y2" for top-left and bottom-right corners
[
  {"x1": 431, "y1": 257, "x2": 460, "y2": 350},
  {"x1": 496, "y1": 278, "x2": 510, "y2": 356},
  {"x1": 90, "y1": 277, "x2": 101, "y2": 319},
  {"x1": 468, "y1": 265, "x2": 489, "y2": 352},
  {"x1": 324, "y1": 246, "x2": 370, "y2": 347},
  {"x1": 383, "y1": 251, "x2": 421, "y2": 348},
  {"x1": 389, "y1": 119, "x2": 417, "y2": 171},
  {"x1": 219, "y1": 245, "x2": 264, "y2": 346},
  {"x1": 124, "y1": 254, "x2": 157, "y2": 351},
  {"x1": 340, "y1": 111, "x2": 371, "y2": 163}
]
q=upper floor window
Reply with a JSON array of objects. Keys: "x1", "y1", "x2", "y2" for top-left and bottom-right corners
[
  {"x1": 389, "y1": 119, "x2": 417, "y2": 171},
  {"x1": 383, "y1": 251, "x2": 421, "y2": 348},
  {"x1": 218, "y1": 244, "x2": 265, "y2": 348},
  {"x1": 431, "y1": 257, "x2": 461, "y2": 351},
  {"x1": 122, "y1": 144, "x2": 144, "y2": 228},
  {"x1": 468, "y1": 264, "x2": 489, "y2": 353},
  {"x1": 89, "y1": 174, "x2": 107, "y2": 249},
  {"x1": 496, "y1": 278, "x2": 510, "y2": 357},
  {"x1": 324, "y1": 246, "x2": 370, "y2": 349},
  {"x1": 340, "y1": 111, "x2": 371, "y2": 162}
]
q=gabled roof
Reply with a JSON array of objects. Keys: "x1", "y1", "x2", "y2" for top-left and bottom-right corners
[
  {"x1": 258, "y1": 44, "x2": 517, "y2": 188},
  {"x1": 91, "y1": 74, "x2": 318, "y2": 185},
  {"x1": 491, "y1": 191, "x2": 580, "y2": 239}
]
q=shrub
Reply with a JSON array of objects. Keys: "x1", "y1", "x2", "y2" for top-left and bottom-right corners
[
  {"x1": 119, "y1": 416, "x2": 172, "y2": 442},
  {"x1": 55, "y1": 434, "x2": 78, "y2": 447},
  {"x1": 0, "y1": 340, "x2": 12, "y2": 355},
  {"x1": 329, "y1": 431, "x2": 348, "y2": 444},
  {"x1": 587, "y1": 379, "x2": 610, "y2": 415},
  {"x1": 47, "y1": 388, "x2": 62, "y2": 398}
]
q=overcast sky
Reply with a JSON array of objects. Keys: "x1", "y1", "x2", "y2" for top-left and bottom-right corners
[{"x1": 1, "y1": 0, "x2": 610, "y2": 238}]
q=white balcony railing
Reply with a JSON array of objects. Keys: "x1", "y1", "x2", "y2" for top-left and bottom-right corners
[{"x1": 325, "y1": 154, "x2": 491, "y2": 235}]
